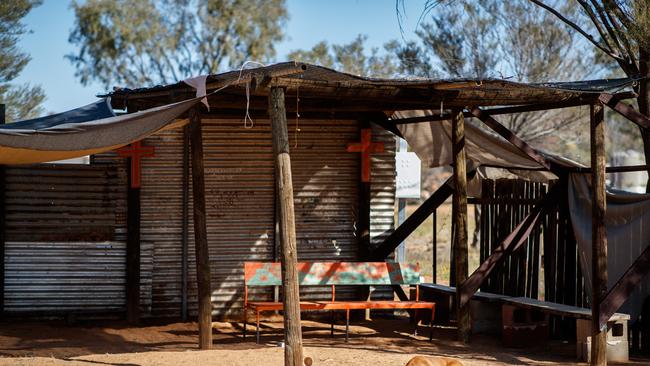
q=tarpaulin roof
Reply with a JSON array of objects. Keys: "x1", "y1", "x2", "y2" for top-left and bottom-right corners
[{"x1": 0, "y1": 97, "x2": 201, "y2": 165}]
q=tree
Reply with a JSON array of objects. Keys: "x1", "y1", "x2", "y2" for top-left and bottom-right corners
[
  {"x1": 68, "y1": 0, "x2": 289, "y2": 89},
  {"x1": 288, "y1": 35, "x2": 397, "y2": 78},
  {"x1": 394, "y1": 1, "x2": 600, "y2": 150},
  {"x1": 526, "y1": 1, "x2": 650, "y2": 189},
  {"x1": 0, "y1": 1, "x2": 45, "y2": 122}
]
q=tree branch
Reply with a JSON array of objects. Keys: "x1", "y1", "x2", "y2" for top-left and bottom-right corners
[{"x1": 528, "y1": 0, "x2": 624, "y2": 62}]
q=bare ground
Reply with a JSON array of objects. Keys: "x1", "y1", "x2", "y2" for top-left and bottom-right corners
[{"x1": 0, "y1": 316, "x2": 647, "y2": 365}]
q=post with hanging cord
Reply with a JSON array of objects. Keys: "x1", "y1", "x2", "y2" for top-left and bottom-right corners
[{"x1": 269, "y1": 85, "x2": 303, "y2": 366}]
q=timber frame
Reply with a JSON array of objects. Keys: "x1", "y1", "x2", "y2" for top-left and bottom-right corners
[
  {"x1": 106, "y1": 62, "x2": 649, "y2": 365},
  {"x1": 383, "y1": 95, "x2": 650, "y2": 364}
]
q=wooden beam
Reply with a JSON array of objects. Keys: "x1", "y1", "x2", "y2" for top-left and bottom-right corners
[
  {"x1": 125, "y1": 173, "x2": 141, "y2": 324},
  {"x1": 600, "y1": 244, "x2": 650, "y2": 326},
  {"x1": 599, "y1": 93, "x2": 650, "y2": 130},
  {"x1": 369, "y1": 178, "x2": 455, "y2": 260},
  {"x1": 590, "y1": 101, "x2": 608, "y2": 365},
  {"x1": 391, "y1": 99, "x2": 595, "y2": 125},
  {"x1": 269, "y1": 86, "x2": 304, "y2": 366},
  {"x1": 470, "y1": 107, "x2": 556, "y2": 172},
  {"x1": 189, "y1": 108, "x2": 213, "y2": 350},
  {"x1": 458, "y1": 183, "x2": 561, "y2": 308},
  {"x1": 451, "y1": 109, "x2": 470, "y2": 343},
  {"x1": 568, "y1": 164, "x2": 650, "y2": 173}
]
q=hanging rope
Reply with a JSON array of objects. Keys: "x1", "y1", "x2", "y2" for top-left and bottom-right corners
[
  {"x1": 237, "y1": 61, "x2": 266, "y2": 129},
  {"x1": 294, "y1": 86, "x2": 301, "y2": 148}
]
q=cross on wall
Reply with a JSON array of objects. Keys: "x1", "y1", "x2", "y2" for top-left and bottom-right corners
[
  {"x1": 347, "y1": 128, "x2": 385, "y2": 182},
  {"x1": 117, "y1": 140, "x2": 155, "y2": 189}
]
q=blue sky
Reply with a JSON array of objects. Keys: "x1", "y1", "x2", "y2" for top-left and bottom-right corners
[{"x1": 14, "y1": 0, "x2": 423, "y2": 114}]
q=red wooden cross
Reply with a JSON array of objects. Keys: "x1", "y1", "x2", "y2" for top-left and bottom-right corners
[
  {"x1": 347, "y1": 129, "x2": 384, "y2": 182},
  {"x1": 117, "y1": 140, "x2": 155, "y2": 189}
]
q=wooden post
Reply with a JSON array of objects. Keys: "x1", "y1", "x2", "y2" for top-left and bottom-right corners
[
  {"x1": 125, "y1": 175, "x2": 141, "y2": 324},
  {"x1": 269, "y1": 86, "x2": 303, "y2": 366},
  {"x1": 181, "y1": 124, "x2": 190, "y2": 321},
  {"x1": 0, "y1": 104, "x2": 5, "y2": 317},
  {"x1": 452, "y1": 109, "x2": 470, "y2": 343},
  {"x1": 189, "y1": 108, "x2": 213, "y2": 350},
  {"x1": 432, "y1": 210, "x2": 437, "y2": 283},
  {"x1": 590, "y1": 102, "x2": 608, "y2": 365}
]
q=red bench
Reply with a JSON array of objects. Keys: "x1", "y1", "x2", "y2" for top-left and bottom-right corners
[{"x1": 243, "y1": 261, "x2": 435, "y2": 343}]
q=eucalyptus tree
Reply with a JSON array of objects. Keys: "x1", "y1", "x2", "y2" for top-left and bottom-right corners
[
  {"x1": 68, "y1": 0, "x2": 288, "y2": 89},
  {"x1": 0, "y1": 0, "x2": 45, "y2": 122}
]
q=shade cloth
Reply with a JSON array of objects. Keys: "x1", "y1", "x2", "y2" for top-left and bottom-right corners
[
  {"x1": 569, "y1": 174, "x2": 650, "y2": 321},
  {"x1": 0, "y1": 97, "x2": 201, "y2": 165},
  {"x1": 394, "y1": 110, "x2": 571, "y2": 183}
]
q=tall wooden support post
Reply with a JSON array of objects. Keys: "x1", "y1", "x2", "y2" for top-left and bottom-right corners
[
  {"x1": 189, "y1": 108, "x2": 213, "y2": 349},
  {"x1": 181, "y1": 124, "x2": 190, "y2": 321},
  {"x1": 269, "y1": 86, "x2": 304, "y2": 366},
  {"x1": 590, "y1": 102, "x2": 608, "y2": 365},
  {"x1": 125, "y1": 169, "x2": 141, "y2": 324},
  {"x1": 0, "y1": 104, "x2": 5, "y2": 317},
  {"x1": 452, "y1": 109, "x2": 470, "y2": 343}
]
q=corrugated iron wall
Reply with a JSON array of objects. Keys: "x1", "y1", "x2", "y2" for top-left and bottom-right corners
[
  {"x1": 370, "y1": 124, "x2": 396, "y2": 251},
  {"x1": 3, "y1": 165, "x2": 127, "y2": 313},
  {"x1": 1, "y1": 119, "x2": 396, "y2": 318},
  {"x1": 137, "y1": 118, "x2": 395, "y2": 319}
]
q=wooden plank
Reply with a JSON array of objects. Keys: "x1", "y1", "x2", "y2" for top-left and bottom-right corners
[
  {"x1": 600, "y1": 244, "x2": 650, "y2": 327},
  {"x1": 590, "y1": 102, "x2": 608, "y2": 365},
  {"x1": 599, "y1": 93, "x2": 650, "y2": 130},
  {"x1": 269, "y1": 86, "x2": 303, "y2": 366},
  {"x1": 451, "y1": 109, "x2": 470, "y2": 343},
  {"x1": 470, "y1": 107, "x2": 555, "y2": 172},
  {"x1": 370, "y1": 178, "x2": 456, "y2": 260},
  {"x1": 189, "y1": 108, "x2": 213, "y2": 350},
  {"x1": 458, "y1": 184, "x2": 560, "y2": 308},
  {"x1": 503, "y1": 297, "x2": 591, "y2": 319}
]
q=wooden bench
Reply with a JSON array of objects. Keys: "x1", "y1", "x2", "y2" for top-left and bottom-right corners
[
  {"x1": 243, "y1": 261, "x2": 436, "y2": 343},
  {"x1": 421, "y1": 283, "x2": 630, "y2": 354}
]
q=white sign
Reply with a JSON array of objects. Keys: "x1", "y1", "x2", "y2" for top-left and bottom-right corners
[{"x1": 396, "y1": 151, "x2": 421, "y2": 199}]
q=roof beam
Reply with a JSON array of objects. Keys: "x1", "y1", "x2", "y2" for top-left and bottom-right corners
[
  {"x1": 599, "y1": 93, "x2": 650, "y2": 130},
  {"x1": 469, "y1": 107, "x2": 558, "y2": 173}
]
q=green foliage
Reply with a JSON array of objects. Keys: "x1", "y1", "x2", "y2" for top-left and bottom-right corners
[
  {"x1": 0, "y1": 0, "x2": 45, "y2": 122},
  {"x1": 68, "y1": 0, "x2": 289, "y2": 89},
  {"x1": 288, "y1": 35, "x2": 397, "y2": 78}
]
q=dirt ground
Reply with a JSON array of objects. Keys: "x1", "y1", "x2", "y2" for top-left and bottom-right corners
[{"x1": 0, "y1": 317, "x2": 646, "y2": 366}]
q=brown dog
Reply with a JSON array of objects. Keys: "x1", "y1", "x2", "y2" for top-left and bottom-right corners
[{"x1": 405, "y1": 355, "x2": 464, "y2": 366}]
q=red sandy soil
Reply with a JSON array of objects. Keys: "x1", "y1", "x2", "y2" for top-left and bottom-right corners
[{"x1": 0, "y1": 316, "x2": 647, "y2": 365}]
